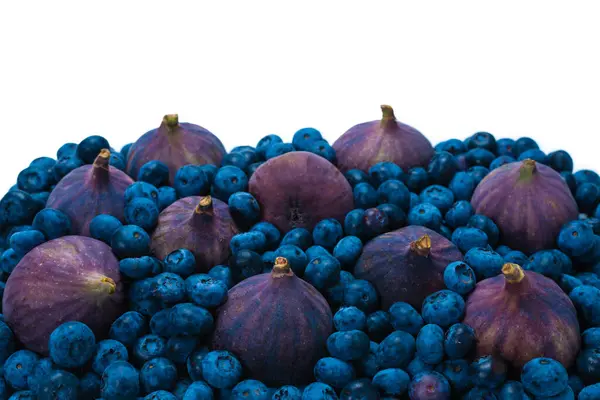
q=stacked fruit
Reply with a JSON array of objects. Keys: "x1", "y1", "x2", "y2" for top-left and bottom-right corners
[{"x1": 0, "y1": 106, "x2": 600, "y2": 399}]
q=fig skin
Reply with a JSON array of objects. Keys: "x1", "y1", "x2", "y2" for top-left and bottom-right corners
[
  {"x1": 46, "y1": 149, "x2": 134, "y2": 236},
  {"x1": 211, "y1": 257, "x2": 333, "y2": 386},
  {"x1": 2, "y1": 236, "x2": 125, "y2": 355},
  {"x1": 463, "y1": 263, "x2": 581, "y2": 369},
  {"x1": 248, "y1": 151, "x2": 354, "y2": 233},
  {"x1": 471, "y1": 159, "x2": 578, "y2": 253},
  {"x1": 354, "y1": 225, "x2": 463, "y2": 310},
  {"x1": 126, "y1": 114, "x2": 226, "y2": 185},
  {"x1": 151, "y1": 195, "x2": 239, "y2": 273},
  {"x1": 332, "y1": 105, "x2": 434, "y2": 173}
]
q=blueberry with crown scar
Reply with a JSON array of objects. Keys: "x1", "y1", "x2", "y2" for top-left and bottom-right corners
[
  {"x1": 388, "y1": 302, "x2": 424, "y2": 336},
  {"x1": 421, "y1": 290, "x2": 465, "y2": 328},
  {"x1": 201, "y1": 350, "x2": 243, "y2": 389},
  {"x1": 272, "y1": 385, "x2": 302, "y2": 400},
  {"x1": 31, "y1": 208, "x2": 72, "y2": 240},
  {"x1": 304, "y1": 255, "x2": 341, "y2": 291},
  {"x1": 445, "y1": 200, "x2": 474, "y2": 229},
  {"x1": 152, "y1": 272, "x2": 185, "y2": 304},
  {"x1": 333, "y1": 307, "x2": 367, "y2": 332},
  {"x1": 416, "y1": 324, "x2": 445, "y2": 365},
  {"x1": 407, "y1": 203, "x2": 443, "y2": 231},
  {"x1": 344, "y1": 169, "x2": 372, "y2": 188},
  {"x1": 256, "y1": 134, "x2": 283, "y2": 159},
  {"x1": 3, "y1": 350, "x2": 39, "y2": 390},
  {"x1": 343, "y1": 279, "x2": 379, "y2": 313},
  {"x1": 185, "y1": 273, "x2": 228, "y2": 308},
  {"x1": 100, "y1": 361, "x2": 140, "y2": 400},
  {"x1": 182, "y1": 381, "x2": 213, "y2": 400},
  {"x1": 211, "y1": 166, "x2": 249, "y2": 203},
  {"x1": 443, "y1": 261, "x2": 476, "y2": 295},
  {"x1": 208, "y1": 265, "x2": 233, "y2": 289},
  {"x1": 308, "y1": 140, "x2": 337, "y2": 164},
  {"x1": 125, "y1": 181, "x2": 160, "y2": 207},
  {"x1": 558, "y1": 220, "x2": 596, "y2": 257},
  {"x1": 228, "y1": 192, "x2": 261, "y2": 229},
  {"x1": 140, "y1": 357, "x2": 177, "y2": 394},
  {"x1": 378, "y1": 180, "x2": 411, "y2": 211},
  {"x1": 17, "y1": 165, "x2": 53, "y2": 194},
  {"x1": 92, "y1": 339, "x2": 129, "y2": 375},
  {"x1": 525, "y1": 250, "x2": 565, "y2": 279},
  {"x1": 134, "y1": 334, "x2": 167, "y2": 363},
  {"x1": 49, "y1": 321, "x2": 96, "y2": 368},
  {"x1": 314, "y1": 357, "x2": 355, "y2": 389},
  {"x1": 173, "y1": 165, "x2": 210, "y2": 198},
  {"x1": 464, "y1": 247, "x2": 504, "y2": 279},
  {"x1": 111, "y1": 225, "x2": 151, "y2": 259},
  {"x1": 420, "y1": 185, "x2": 455, "y2": 214},
  {"x1": 369, "y1": 162, "x2": 405, "y2": 188},
  {"x1": 302, "y1": 382, "x2": 337, "y2": 400},
  {"x1": 109, "y1": 311, "x2": 147, "y2": 347},
  {"x1": 163, "y1": 248, "x2": 195, "y2": 278},
  {"x1": 293, "y1": 127, "x2": 323, "y2": 151},
  {"x1": 521, "y1": 357, "x2": 568, "y2": 397},
  {"x1": 125, "y1": 197, "x2": 159, "y2": 231}
]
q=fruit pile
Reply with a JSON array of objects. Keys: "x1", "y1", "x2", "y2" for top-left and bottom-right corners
[{"x1": 1, "y1": 106, "x2": 600, "y2": 399}]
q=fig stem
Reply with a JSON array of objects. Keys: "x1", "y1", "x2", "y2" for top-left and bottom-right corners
[
  {"x1": 518, "y1": 159, "x2": 537, "y2": 182},
  {"x1": 194, "y1": 196, "x2": 214, "y2": 216},
  {"x1": 163, "y1": 114, "x2": 179, "y2": 131},
  {"x1": 410, "y1": 235, "x2": 431, "y2": 257},
  {"x1": 502, "y1": 263, "x2": 525, "y2": 283},
  {"x1": 91, "y1": 149, "x2": 111, "y2": 184},
  {"x1": 272, "y1": 256, "x2": 293, "y2": 278},
  {"x1": 380, "y1": 104, "x2": 398, "y2": 129}
]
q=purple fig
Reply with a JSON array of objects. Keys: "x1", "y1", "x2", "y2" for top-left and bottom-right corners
[
  {"x1": 151, "y1": 195, "x2": 239, "y2": 273},
  {"x1": 46, "y1": 149, "x2": 134, "y2": 236},
  {"x1": 2, "y1": 236, "x2": 125, "y2": 355},
  {"x1": 463, "y1": 263, "x2": 580, "y2": 369},
  {"x1": 248, "y1": 151, "x2": 354, "y2": 233},
  {"x1": 471, "y1": 159, "x2": 578, "y2": 253},
  {"x1": 211, "y1": 257, "x2": 333, "y2": 386},
  {"x1": 126, "y1": 114, "x2": 226, "y2": 185},
  {"x1": 332, "y1": 105, "x2": 434, "y2": 173},
  {"x1": 354, "y1": 225, "x2": 463, "y2": 310}
]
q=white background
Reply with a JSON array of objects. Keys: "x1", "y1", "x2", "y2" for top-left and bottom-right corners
[{"x1": 1, "y1": 1, "x2": 599, "y2": 195}]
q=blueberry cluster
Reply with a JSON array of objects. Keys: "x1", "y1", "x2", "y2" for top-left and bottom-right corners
[{"x1": 2, "y1": 123, "x2": 600, "y2": 399}]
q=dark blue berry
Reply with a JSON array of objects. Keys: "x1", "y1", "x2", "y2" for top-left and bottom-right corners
[
  {"x1": 465, "y1": 148, "x2": 495, "y2": 168},
  {"x1": 444, "y1": 323, "x2": 476, "y2": 360},
  {"x1": 140, "y1": 357, "x2": 177, "y2": 394},
  {"x1": 186, "y1": 347, "x2": 209, "y2": 381},
  {"x1": 333, "y1": 236, "x2": 362, "y2": 269},
  {"x1": 445, "y1": 200, "x2": 474, "y2": 229},
  {"x1": 452, "y1": 227, "x2": 488, "y2": 253},
  {"x1": 503, "y1": 250, "x2": 528, "y2": 266},
  {"x1": 449, "y1": 171, "x2": 476, "y2": 201},
  {"x1": 134, "y1": 334, "x2": 167, "y2": 363},
  {"x1": 211, "y1": 166, "x2": 248, "y2": 202},
  {"x1": 372, "y1": 368, "x2": 410, "y2": 397},
  {"x1": 468, "y1": 214, "x2": 500, "y2": 248},
  {"x1": 421, "y1": 290, "x2": 465, "y2": 328},
  {"x1": 562, "y1": 171, "x2": 578, "y2": 194},
  {"x1": 229, "y1": 249, "x2": 265, "y2": 282},
  {"x1": 199, "y1": 164, "x2": 218, "y2": 184},
  {"x1": 470, "y1": 355, "x2": 507, "y2": 389},
  {"x1": 230, "y1": 231, "x2": 267, "y2": 254},
  {"x1": 575, "y1": 170, "x2": 600, "y2": 187},
  {"x1": 314, "y1": 357, "x2": 356, "y2": 389},
  {"x1": 0, "y1": 190, "x2": 42, "y2": 228},
  {"x1": 228, "y1": 192, "x2": 261, "y2": 229},
  {"x1": 77, "y1": 135, "x2": 110, "y2": 164},
  {"x1": 344, "y1": 169, "x2": 372, "y2": 188},
  {"x1": 31, "y1": 208, "x2": 71, "y2": 240},
  {"x1": 274, "y1": 245, "x2": 308, "y2": 276},
  {"x1": 435, "y1": 359, "x2": 471, "y2": 393},
  {"x1": 353, "y1": 183, "x2": 378, "y2": 209},
  {"x1": 17, "y1": 166, "x2": 53, "y2": 193},
  {"x1": 138, "y1": 161, "x2": 170, "y2": 188},
  {"x1": 369, "y1": 162, "x2": 404, "y2": 188},
  {"x1": 344, "y1": 209, "x2": 366, "y2": 238},
  {"x1": 49, "y1": 322, "x2": 95, "y2": 368},
  {"x1": 265, "y1": 143, "x2": 296, "y2": 160},
  {"x1": 525, "y1": 250, "x2": 564, "y2": 279},
  {"x1": 125, "y1": 197, "x2": 159, "y2": 231},
  {"x1": 378, "y1": 180, "x2": 411, "y2": 211},
  {"x1": 119, "y1": 256, "x2": 157, "y2": 280},
  {"x1": 334, "y1": 307, "x2": 367, "y2": 332},
  {"x1": 53, "y1": 155, "x2": 84, "y2": 181},
  {"x1": 89, "y1": 214, "x2": 122, "y2": 244},
  {"x1": 163, "y1": 248, "x2": 195, "y2": 278},
  {"x1": 405, "y1": 167, "x2": 430, "y2": 193},
  {"x1": 519, "y1": 149, "x2": 547, "y2": 164},
  {"x1": 100, "y1": 361, "x2": 140, "y2": 400},
  {"x1": 125, "y1": 182, "x2": 160, "y2": 207},
  {"x1": 490, "y1": 155, "x2": 516, "y2": 170},
  {"x1": 388, "y1": 302, "x2": 424, "y2": 336},
  {"x1": 514, "y1": 137, "x2": 539, "y2": 157},
  {"x1": 109, "y1": 311, "x2": 147, "y2": 347},
  {"x1": 376, "y1": 203, "x2": 406, "y2": 230},
  {"x1": 201, "y1": 350, "x2": 243, "y2": 389},
  {"x1": 9, "y1": 230, "x2": 45, "y2": 257},
  {"x1": 416, "y1": 324, "x2": 444, "y2": 364},
  {"x1": 547, "y1": 150, "x2": 574, "y2": 173},
  {"x1": 427, "y1": 151, "x2": 458, "y2": 186},
  {"x1": 365, "y1": 311, "x2": 393, "y2": 342},
  {"x1": 3, "y1": 350, "x2": 39, "y2": 390},
  {"x1": 409, "y1": 371, "x2": 451, "y2": 400},
  {"x1": 302, "y1": 382, "x2": 337, "y2": 400},
  {"x1": 522, "y1": 357, "x2": 568, "y2": 397},
  {"x1": 496, "y1": 138, "x2": 516, "y2": 157},
  {"x1": 92, "y1": 339, "x2": 128, "y2": 375},
  {"x1": 363, "y1": 207, "x2": 390, "y2": 239},
  {"x1": 443, "y1": 261, "x2": 476, "y2": 295},
  {"x1": 576, "y1": 183, "x2": 600, "y2": 214},
  {"x1": 152, "y1": 272, "x2": 185, "y2": 304},
  {"x1": 166, "y1": 335, "x2": 197, "y2": 364},
  {"x1": 376, "y1": 331, "x2": 415, "y2": 369},
  {"x1": 185, "y1": 274, "x2": 228, "y2": 308},
  {"x1": 281, "y1": 228, "x2": 313, "y2": 251},
  {"x1": 304, "y1": 255, "x2": 341, "y2": 291},
  {"x1": 466, "y1": 166, "x2": 490, "y2": 186},
  {"x1": 256, "y1": 134, "x2": 283, "y2": 159},
  {"x1": 407, "y1": 357, "x2": 434, "y2": 378},
  {"x1": 208, "y1": 265, "x2": 233, "y2": 289},
  {"x1": 79, "y1": 372, "x2": 101, "y2": 399},
  {"x1": 437, "y1": 139, "x2": 466, "y2": 155},
  {"x1": 169, "y1": 303, "x2": 213, "y2": 336},
  {"x1": 222, "y1": 152, "x2": 253, "y2": 172},
  {"x1": 250, "y1": 221, "x2": 281, "y2": 250},
  {"x1": 313, "y1": 219, "x2": 344, "y2": 249},
  {"x1": 464, "y1": 247, "x2": 504, "y2": 279},
  {"x1": 340, "y1": 378, "x2": 379, "y2": 400},
  {"x1": 292, "y1": 128, "x2": 322, "y2": 151},
  {"x1": 173, "y1": 165, "x2": 210, "y2": 198},
  {"x1": 407, "y1": 203, "x2": 442, "y2": 231},
  {"x1": 558, "y1": 220, "x2": 596, "y2": 257},
  {"x1": 342, "y1": 279, "x2": 379, "y2": 313},
  {"x1": 308, "y1": 140, "x2": 337, "y2": 164}
]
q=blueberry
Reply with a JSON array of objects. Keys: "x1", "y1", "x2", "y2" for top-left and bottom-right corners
[
  {"x1": 265, "y1": 143, "x2": 296, "y2": 160},
  {"x1": 0, "y1": 321, "x2": 15, "y2": 365},
  {"x1": 326, "y1": 330, "x2": 370, "y2": 361},
  {"x1": 582, "y1": 327, "x2": 600, "y2": 349},
  {"x1": 208, "y1": 265, "x2": 234, "y2": 289},
  {"x1": 469, "y1": 355, "x2": 507, "y2": 389},
  {"x1": 576, "y1": 183, "x2": 600, "y2": 214},
  {"x1": 365, "y1": 311, "x2": 393, "y2": 342},
  {"x1": 31, "y1": 208, "x2": 71, "y2": 240},
  {"x1": 31, "y1": 191, "x2": 50, "y2": 208},
  {"x1": 173, "y1": 165, "x2": 210, "y2": 198},
  {"x1": 163, "y1": 248, "x2": 196, "y2": 278},
  {"x1": 100, "y1": 361, "x2": 140, "y2": 400},
  {"x1": 36, "y1": 369, "x2": 79, "y2": 400},
  {"x1": 466, "y1": 166, "x2": 490, "y2": 186},
  {"x1": 562, "y1": 172, "x2": 578, "y2": 194},
  {"x1": 261, "y1": 251, "x2": 276, "y2": 272},
  {"x1": 405, "y1": 167, "x2": 430, "y2": 193},
  {"x1": 407, "y1": 357, "x2": 434, "y2": 378},
  {"x1": 3, "y1": 350, "x2": 39, "y2": 390},
  {"x1": 518, "y1": 149, "x2": 547, "y2": 164},
  {"x1": 580, "y1": 383, "x2": 600, "y2": 400},
  {"x1": 250, "y1": 221, "x2": 281, "y2": 250},
  {"x1": 334, "y1": 307, "x2": 367, "y2": 332},
  {"x1": 111, "y1": 225, "x2": 151, "y2": 258},
  {"x1": 410, "y1": 192, "x2": 421, "y2": 208},
  {"x1": 570, "y1": 285, "x2": 600, "y2": 326},
  {"x1": 496, "y1": 138, "x2": 516, "y2": 157},
  {"x1": 372, "y1": 368, "x2": 409, "y2": 397},
  {"x1": 468, "y1": 214, "x2": 500, "y2": 248},
  {"x1": 522, "y1": 357, "x2": 568, "y2": 397},
  {"x1": 363, "y1": 207, "x2": 390, "y2": 239},
  {"x1": 53, "y1": 155, "x2": 84, "y2": 181},
  {"x1": 314, "y1": 357, "x2": 355, "y2": 389},
  {"x1": 134, "y1": 335, "x2": 167, "y2": 363},
  {"x1": 90, "y1": 214, "x2": 123, "y2": 244},
  {"x1": 92, "y1": 339, "x2": 129, "y2": 375},
  {"x1": 388, "y1": 302, "x2": 424, "y2": 336},
  {"x1": 586, "y1": 217, "x2": 600, "y2": 234},
  {"x1": 293, "y1": 127, "x2": 323, "y2": 151},
  {"x1": 273, "y1": 385, "x2": 302, "y2": 400},
  {"x1": 77, "y1": 135, "x2": 110, "y2": 164},
  {"x1": 422, "y1": 290, "x2": 465, "y2": 328},
  {"x1": 407, "y1": 203, "x2": 443, "y2": 231},
  {"x1": 378, "y1": 180, "x2": 411, "y2": 211},
  {"x1": 308, "y1": 140, "x2": 337, "y2": 164},
  {"x1": 109, "y1": 311, "x2": 148, "y2": 347},
  {"x1": 186, "y1": 347, "x2": 209, "y2": 381},
  {"x1": 17, "y1": 166, "x2": 53, "y2": 193},
  {"x1": 165, "y1": 335, "x2": 197, "y2": 364},
  {"x1": 0, "y1": 249, "x2": 22, "y2": 274},
  {"x1": 567, "y1": 375, "x2": 584, "y2": 395},
  {"x1": 228, "y1": 192, "x2": 261, "y2": 229},
  {"x1": 448, "y1": 171, "x2": 476, "y2": 201},
  {"x1": 49, "y1": 321, "x2": 95, "y2": 368},
  {"x1": 304, "y1": 255, "x2": 341, "y2": 291},
  {"x1": 376, "y1": 331, "x2": 415, "y2": 369},
  {"x1": 409, "y1": 371, "x2": 450, "y2": 400},
  {"x1": 185, "y1": 274, "x2": 228, "y2": 308},
  {"x1": 428, "y1": 151, "x2": 458, "y2": 186},
  {"x1": 301, "y1": 382, "x2": 338, "y2": 400},
  {"x1": 575, "y1": 170, "x2": 600, "y2": 187},
  {"x1": 465, "y1": 148, "x2": 495, "y2": 168},
  {"x1": 79, "y1": 372, "x2": 101, "y2": 399},
  {"x1": 354, "y1": 341, "x2": 380, "y2": 379},
  {"x1": 503, "y1": 250, "x2": 528, "y2": 266},
  {"x1": 353, "y1": 183, "x2": 378, "y2": 209},
  {"x1": 545, "y1": 150, "x2": 573, "y2": 173},
  {"x1": 137, "y1": 161, "x2": 169, "y2": 187},
  {"x1": 559, "y1": 274, "x2": 583, "y2": 294},
  {"x1": 169, "y1": 303, "x2": 213, "y2": 336},
  {"x1": 416, "y1": 324, "x2": 445, "y2": 365},
  {"x1": 9, "y1": 229, "x2": 45, "y2": 257},
  {"x1": 525, "y1": 250, "x2": 564, "y2": 279},
  {"x1": 152, "y1": 272, "x2": 185, "y2": 303},
  {"x1": 445, "y1": 200, "x2": 474, "y2": 229},
  {"x1": 256, "y1": 134, "x2": 283, "y2": 159},
  {"x1": 230, "y1": 146, "x2": 258, "y2": 163},
  {"x1": 514, "y1": 137, "x2": 539, "y2": 157},
  {"x1": 342, "y1": 279, "x2": 379, "y2": 313},
  {"x1": 313, "y1": 219, "x2": 344, "y2": 249},
  {"x1": 145, "y1": 391, "x2": 178, "y2": 400},
  {"x1": 437, "y1": 139, "x2": 466, "y2": 155},
  {"x1": 156, "y1": 185, "x2": 177, "y2": 211},
  {"x1": 109, "y1": 151, "x2": 126, "y2": 171},
  {"x1": 490, "y1": 155, "x2": 516, "y2": 170},
  {"x1": 222, "y1": 152, "x2": 253, "y2": 172},
  {"x1": 274, "y1": 245, "x2": 308, "y2": 276},
  {"x1": 211, "y1": 166, "x2": 248, "y2": 203},
  {"x1": 497, "y1": 380, "x2": 528, "y2": 400},
  {"x1": 495, "y1": 245, "x2": 511, "y2": 256},
  {"x1": 344, "y1": 169, "x2": 372, "y2": 188},
  {"x1": 452, "y1": 227, "x2": 488, "y2": 253},
  {"x1": 229, "y1": 249, "x2": 263, "y2": 282},
  {"x1": 443, "y1": 261, "x2": 476, "y2": 295},
  {"x1": 201, "y1": 350, "x2": 243, "y2": 389},
  {"x1": 376, "y1": 203, "x2": 406, "y2": 230},
  {"x1": 125, "y1": 197, "x2": 159, "y2": 231},
  {"x1": 140, "y1": 357, "x2": 177, "y2": 394},
  {"x1": 464, "y1": 247, "x2": 504, "y2": 279},
  {"x1": 325, "y1": 270, "x2": 354, "y2": 308},
  {"x1": 183, "y1": 381, "x2": 214, "y2": 400},
  {"x1": 340, "y1": 378, "x2": 379, "y2": 400},
  {"x1": 463, "y1": 387, "x2": 498, "y2": 400},
  {"x1": 344, "y1": 209, "x2": 366, "y2": 238},
  {"x1": 281, "y1": 228, "x2": 313, "y2": 251},
  {"x1": 333, "y1": 236, "x2": 363, "y2": 269},
  {"x1": 150, "y1": 309, "x2": 174, "y2": 337},
  {"x1": 369, "y1": 162, "x2": 404, "y2": 188},
  {"x1": 230, "y1": 231, "x2": 267, "y2": 254},
  {"x1": 434, "y1": 359, "x2": 470, "y2": 393}
]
